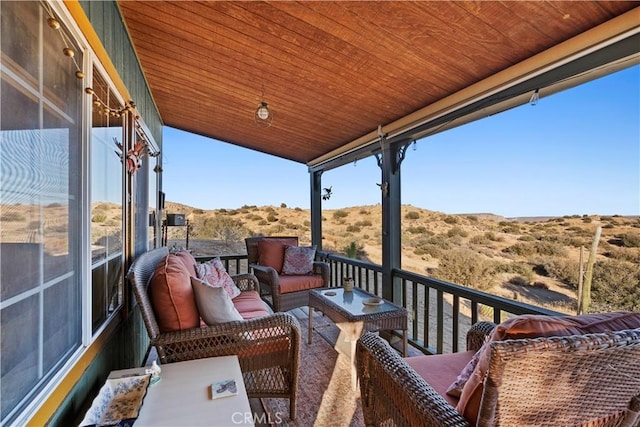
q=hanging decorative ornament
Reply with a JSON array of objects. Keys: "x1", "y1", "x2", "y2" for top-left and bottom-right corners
[
  {"x1": 42, "y1": 4, "x2": 84, "y2": 80},
  {"x1": 125, "y1": 140, "x2": 147, "y2": 174},
  {"x1": 47, "y1": 17, "x2": 60, "y2": 30},
  {"x1": 114, "y1": 138, "x2": 149, "y2": 174}
]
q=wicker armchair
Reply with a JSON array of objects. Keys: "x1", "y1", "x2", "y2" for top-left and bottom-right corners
[
  {"x1": 127, "y1": 247, "x2": 301, "y2": 420},
  {"x1": 245, "y1": 236, "x2": 330, "y2": 312},
  {"x1": 357, "y1": 325, "x2": 640, "y2": 427}
]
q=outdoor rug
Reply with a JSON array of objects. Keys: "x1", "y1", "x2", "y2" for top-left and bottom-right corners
[{"x1": 260, "y1": 310, "x2": 365, "y2": 427}]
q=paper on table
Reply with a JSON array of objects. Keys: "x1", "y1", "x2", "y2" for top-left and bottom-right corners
[{"x1": 211, "y1": 379, "x2": 238, "y2": 399}]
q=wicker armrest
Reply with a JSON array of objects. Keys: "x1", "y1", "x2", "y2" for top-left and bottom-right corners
[
  {"x1": 232, "y1": 273, "x2": 260, "y2": 292},
  {"x1": 357, "y1": 333, "x2": 469, "y2": 426},
  {"x1": 466, "y1": 321, "x2": 496, "y2": 352},
  {"x1": 312, "y1": 261, "x2": 330, "y2": 286},
  {"x1": 249, "y1": 263, "x2": 281, "y2": 291}
]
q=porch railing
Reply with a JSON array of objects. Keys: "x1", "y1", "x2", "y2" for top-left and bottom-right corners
[{"x1": 200, "y1": 251, "x2": 562, "y2": 355}]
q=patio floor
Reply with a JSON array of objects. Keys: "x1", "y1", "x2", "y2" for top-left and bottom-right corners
[{"x1": 249, "y1": 306, "x2": 418, "y2": 427}]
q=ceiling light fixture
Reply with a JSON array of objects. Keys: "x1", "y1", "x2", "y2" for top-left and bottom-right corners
[{"x1": 255, "y1": 89, "x2": 273, "y2": 127}]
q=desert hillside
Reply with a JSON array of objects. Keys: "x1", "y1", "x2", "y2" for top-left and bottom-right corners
[
  {"x1": 3, "y1": 200, "x2": 636, "y2": 313},
  {"x1": 161, "y1": 202, "x2": 640, "y2": 314}
]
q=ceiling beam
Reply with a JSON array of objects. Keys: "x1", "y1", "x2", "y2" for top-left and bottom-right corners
[{"x1": 309, "y1": 7, "x2": 640, "y2": 172}]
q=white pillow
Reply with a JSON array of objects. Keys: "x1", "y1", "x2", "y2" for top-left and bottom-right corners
[{"x1": 191, "y1": 277, "x2": 243, "y2": 325}]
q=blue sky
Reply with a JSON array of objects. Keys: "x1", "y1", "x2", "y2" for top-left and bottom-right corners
[{"x1": 162, "y1": 65, "x2": 639, "y2": 218}]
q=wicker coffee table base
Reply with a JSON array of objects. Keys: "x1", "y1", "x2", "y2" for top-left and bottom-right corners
[{"x1": 308, "y1": 288, "x2": 408, "y2": 389}]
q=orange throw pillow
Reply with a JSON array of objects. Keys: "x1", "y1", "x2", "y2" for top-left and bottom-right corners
[
  {"x1": 149, "y1": 254, "x2": 200, "y2": 333},
  {"x1": 257, "y1": 238, "x2": 297, "y2": 273},
  {"x1": 172, "y1": 249, "x2": 198, "y2": 278}
]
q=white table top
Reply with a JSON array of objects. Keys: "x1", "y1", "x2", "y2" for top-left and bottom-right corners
[{"x1": 108, "y1": 356, "x2": 255, "y2": 427}]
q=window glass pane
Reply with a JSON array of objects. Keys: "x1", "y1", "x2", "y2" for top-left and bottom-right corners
[
  {"x1": 91, "y1": 264, "x2": 106, "y2": 330},
  {"x1": 107, "y1": 256, "x2": 123, "y2": 313},
  {"x1": 43, "y1": 277, "x2": 81, "y2": 372},
  {"x1": 0, "y1": 2, "x2": 83, "y2": 423},
  {"x1": 90, "y1": 69, "x2": 123, "y2": 332},
  {"x1": 39, "y1": 129, "x2": 75, "y2": 283},
  {"x1": 91, "y1": 72, "x2": 123, "y2": 263},
  {"x1": 43, "y1": 20, "x2": 80, "y2": 112},
  {"x1": 0, "y1": 1, "x2": 39, "y2": 81},
  {"x1": 0, "y1": 295, "x2": 39, "y2": 419},
  {"x1": 0, "y1": 78, "x2": 39, "y2": 131}
]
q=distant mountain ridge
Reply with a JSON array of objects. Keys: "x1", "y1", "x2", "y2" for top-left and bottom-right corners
[{"x1": 164, "y1": 202, "x2": 638, "y2": 222}]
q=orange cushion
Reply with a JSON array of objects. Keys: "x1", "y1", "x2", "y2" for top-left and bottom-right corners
[
  {"x1": 149, "y1": 254, "x2": 200, "y2": 333},
  {"x1": 173, "y1": 250, "x2": 198, "y2": 278},
  {"x1": 278, "y1": 274, "x2": 324, "y2": 293},
  {"x1": 232, "y1": 290, "x2": 271, "y2": 319},
  {"x1": 456, "y1": 311, "x2": 640, "y2": 424},
  {"x1": 405, "y1": 350, "x2": 475, "y2": 408},
  {"x1": 257, "y1": 238, "x2": 297, "y2": 273},
  {"x1": 571, "y1": 311, "x2": 640, "y2": 334}
]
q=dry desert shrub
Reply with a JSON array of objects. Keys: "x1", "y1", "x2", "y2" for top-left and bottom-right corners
[
  {"x1": 603, "y1": 247, "x2": 640, "y2": 263},
  {"x1": 333, "y1": 209, "x2": 349, "y2": 220},
  {"x1": 443, "y1": 215, "x2": 459, "y2": 225},
  {"x1": 534, "y1": 257, "x2": 580, "y2": 287},
  {"x1": 508, "y1": 275, "x2": 529, "y2": 286},
  {"x1": 621, "y1": 232, "x2": 640, "y2": 248},
  {"x1": 405, "y1": 211, "x2": 420, "y2": 220},
  {"x1": 447, "y1": 226, "x2": 468, "y2": 238},
  {"x1": 431, "y1": 248, "x2": 496, "y2": 290},
  {"x1": 0, "y1": 211, "x2": 25, "y2": 222},
  {"x1": 591, "y1": 259, "x2": 640, "y2": 311},
  {"x1": 92, "y1": 213, "x2": 107, "y2": 223}
]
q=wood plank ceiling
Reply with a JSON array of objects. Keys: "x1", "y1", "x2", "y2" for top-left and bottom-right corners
[{"x1": 117, "y1": 1, "x2": 638, "y2": 165}]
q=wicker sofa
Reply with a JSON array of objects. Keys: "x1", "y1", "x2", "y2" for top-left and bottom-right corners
[
  {"x1": 356, "y1": 313, "x2": 640, "y2": 427},
  {"x1": 127, "y1": 247, "x2": 301, "y2": 420}
]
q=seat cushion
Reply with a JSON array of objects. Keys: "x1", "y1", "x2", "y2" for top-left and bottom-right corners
[
  {"x1": 257, "y1": 238, "x2": 298, "y2": 273},
  {"x1": 405, "y1": 350, "x2": 475, "y2": 408},
  {"x1": 150, "y1": 254, "x2": 200, "y2": 333},
  {"x1": 456, "y1": 311, "x2": 640, "y2": 425},
  {"x1": 232, "y1": 290, "x2": 271, "y2": 319},
  {"x1": 278, "y1": 274, "x2": 325, "y2": 293},
  {"x1": 446, "y1": 344, "x2": 485, "y2": 398}
]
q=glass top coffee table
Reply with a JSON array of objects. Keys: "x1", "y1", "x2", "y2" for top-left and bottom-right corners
[{"x1": 308, "y1": 287, "x2": 408, "y2": 388}]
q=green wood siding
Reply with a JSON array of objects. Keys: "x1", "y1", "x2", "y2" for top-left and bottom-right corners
[
  {"x1": 49, "y1": 310, "x2": 149, "y2": 427},
  {"x1": 79, "y1": 0, "x2": 163, "y2": 144}
]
